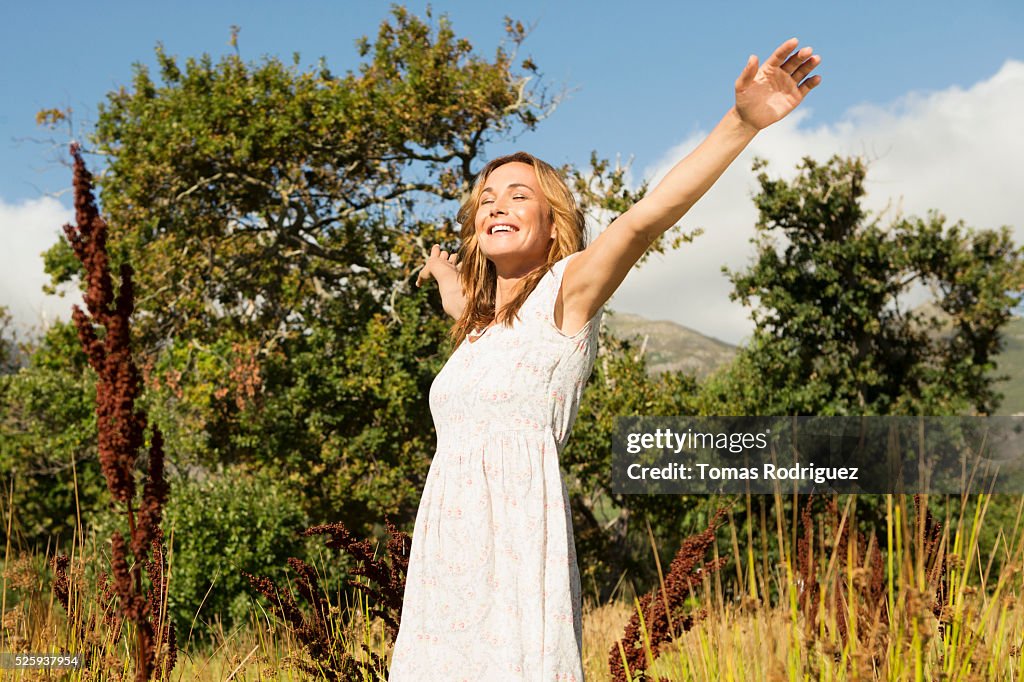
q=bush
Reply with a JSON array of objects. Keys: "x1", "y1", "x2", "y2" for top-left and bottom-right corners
[
  {"x1": 0, "y1": 321, "x2": 104, "y2": 551},
  {"x1": 162, "y1": 466, "x2": 309, "y2": 643}
]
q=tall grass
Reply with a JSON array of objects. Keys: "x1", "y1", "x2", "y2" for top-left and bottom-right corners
[
  {"x1": 5, "y1": 489, "x2": 1024, "y2": 679},
  {"x1": 607, "y1": 493, "x2": 1024, "y2": 682}
]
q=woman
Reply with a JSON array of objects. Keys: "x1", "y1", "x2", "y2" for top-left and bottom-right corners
[{"x1": 388, "y1": 39, "x2": 821, "y2": 680}]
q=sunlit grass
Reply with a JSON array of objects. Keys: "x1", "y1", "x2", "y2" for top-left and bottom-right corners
[{"x1": 4, "y1": 491, "x2": 1024, "y2": 680}]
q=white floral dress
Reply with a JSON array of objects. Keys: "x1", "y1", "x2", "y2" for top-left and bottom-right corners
[{"x1": 388, "y1": 253, "x2": 600, "y2": 681}]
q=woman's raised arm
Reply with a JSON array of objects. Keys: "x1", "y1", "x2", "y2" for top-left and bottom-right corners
[{"x1": 556, "y1": 39, "x2": 821, "y2": 336}]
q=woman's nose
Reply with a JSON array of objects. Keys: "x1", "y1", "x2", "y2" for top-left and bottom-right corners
[{"x1": 490, "y1": 203, "x2": 507, "y2": 216}]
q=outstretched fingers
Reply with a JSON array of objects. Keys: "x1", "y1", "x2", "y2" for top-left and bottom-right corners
[
  {"x1": 791, "y1": 52, "x2": 820, "y2": 81},
  {"x1": 776, "y1": 42, "x2": 822, "y2": 95},
  {"x1": 417, "y1": 243, "x2": 460, "y2": 286},
  {"x1": 799, "y1": 74, "x2": 823, "y2": 95},
  {"x1": 765, "y1": 38, "x2": 800, "y2": 67},
  {"x1": 779, "y1": 46, "x2": 814, "y2": 74}
]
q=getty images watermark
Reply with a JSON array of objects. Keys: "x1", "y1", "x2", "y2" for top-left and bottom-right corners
[{"x1": 612, "y1": 417, "x2": 1024, "y2": 494}]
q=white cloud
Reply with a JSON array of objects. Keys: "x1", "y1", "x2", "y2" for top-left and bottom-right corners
[
  {"x1": 0, "y1": 196, "x2": 79, "y2": 338},
  {"x1": 608, "y1": 59, "x2": 1024, "y2": 345}
]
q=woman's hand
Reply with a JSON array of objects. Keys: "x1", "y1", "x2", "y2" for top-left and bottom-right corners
[
  {"x1": 735, "y1": 38, "x2": 822, "y2": 132},
  {"x1": 416, "y1": 244, "x2": 460, "y2": 288},
  {"x1": 417, "y1": 244, "x2": 466, "y2": 319}
]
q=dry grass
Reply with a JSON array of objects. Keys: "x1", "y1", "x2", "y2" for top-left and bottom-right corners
[
  {"x1": 4, "y1": 492, "x2": 1024, "y2": 680},
  {"x1": 608, "y1": 493, "x2": 1024, "y2": 682},
  {"x1": 583, "y1": 599, "x2": 635, "y2": 681}
]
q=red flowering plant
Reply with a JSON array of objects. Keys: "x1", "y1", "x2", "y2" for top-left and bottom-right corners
[{"x1": 50, "y1": 144, "x2": 176, "y2": 681}]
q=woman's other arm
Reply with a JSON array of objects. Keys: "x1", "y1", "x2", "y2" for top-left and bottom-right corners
[
  {"x1": 558, "y1": 39, "x2": 822, "y2": 334},
  {"x1": 417, "y1": 244, "x2": 466, "y2": 319}
]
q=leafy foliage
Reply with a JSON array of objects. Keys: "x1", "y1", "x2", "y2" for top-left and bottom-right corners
[
  {"x1": 0, "y1": 321, "x2": 105, "y2": 549},
  {"x1": 160, "y1": 467, "x2": 308, "y2": 641},
  {"x1": 0, "y1": 306, "x2": 15, "y2": 374},
  {"x1": 246, "y1": 291, "x2": 450, "y2": 531},
  {"x1": 708, "y1": 156, "x2": 1023, "y2": 416},
  {"x1": 45, "y1": 7, "x2": 551, "y2": 352}
]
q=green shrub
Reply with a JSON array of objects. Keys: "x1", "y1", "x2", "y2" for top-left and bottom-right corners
[{"x1": 162, "y1": 466, "x2": 309, "y2": 643}]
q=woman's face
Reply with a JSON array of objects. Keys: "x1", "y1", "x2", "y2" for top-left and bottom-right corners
[{"x1": 474, "y1": 162, "x2": 554, "y2": 273}]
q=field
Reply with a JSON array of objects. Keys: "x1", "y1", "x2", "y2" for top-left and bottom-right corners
[{"x1": 4, "y1": 492, "x2": 1024, "y2": 681}]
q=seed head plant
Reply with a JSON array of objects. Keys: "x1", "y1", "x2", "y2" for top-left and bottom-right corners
[
  {"x1": 242, "y1": 518, "x2": 410, "y2": 680},
  {"x1": 49, "y1": 144, "x2": 176, "y2": 681},
  {"x1": 610, "y1": 508, "x2": 728, "y2": 682}
]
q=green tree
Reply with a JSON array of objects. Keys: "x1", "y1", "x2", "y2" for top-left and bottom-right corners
[
  {"x1": 44, "y1": 8, "x2": 552, "y2": 352},
  {"x1": 703, "y1": 155, "x2": 1023, "y2": 417},
  {"x1": 690, "y1": 156, "x2": 1024, "y2": 593},
  {"x1": 33, "y1": 6, "x2": 678, "y2": 549},
  {"x1": 160, "y1": 466, "x2": 309, "y2": 641}
]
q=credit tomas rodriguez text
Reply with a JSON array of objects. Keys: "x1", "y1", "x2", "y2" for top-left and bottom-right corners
[{"x1": 626, "y1": 462, "x2": 859, "y2": 484}]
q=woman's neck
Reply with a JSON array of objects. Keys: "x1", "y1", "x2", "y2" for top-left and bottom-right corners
[
  {"x1": 492, "y1": 257, "x2": 542, "y2": 311},
  {"x1": 494, "y1": 274, "x2": 523, "y2": 315}
]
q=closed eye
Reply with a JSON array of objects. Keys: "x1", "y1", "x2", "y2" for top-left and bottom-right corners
[{"x1": 479, "y1": 193, "x2": 528, "y2": 207}]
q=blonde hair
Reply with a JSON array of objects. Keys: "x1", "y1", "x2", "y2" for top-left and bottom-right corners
[{"x1": 451, "y1": 152, "x2": 586, "y2": 344}]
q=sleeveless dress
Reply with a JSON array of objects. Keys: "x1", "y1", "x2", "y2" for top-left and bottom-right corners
[{"x1": 388, "y1": 253, "x2": 601, "y2": 681}]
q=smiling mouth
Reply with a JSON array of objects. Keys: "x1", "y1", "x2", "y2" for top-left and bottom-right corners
[{"x1": 488, "y1": 224, "x2": 519, "y2": 235}]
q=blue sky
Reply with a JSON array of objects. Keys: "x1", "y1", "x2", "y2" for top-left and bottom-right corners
[{"x1": 2, "y1": 1, "x2": 1022, "y2": 341}]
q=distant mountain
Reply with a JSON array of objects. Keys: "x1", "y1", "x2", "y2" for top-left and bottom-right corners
[
  {"x1": 604, "y1": 311, "x2": 1024, "y2": 415},
  {"x1": 602, "y1": 311, "x2": 736, "y2": 379}
]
